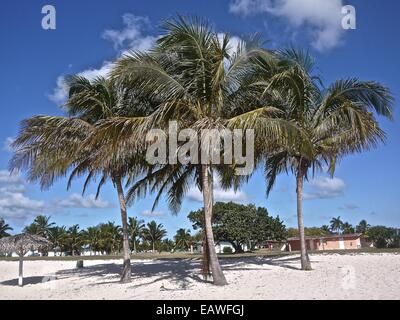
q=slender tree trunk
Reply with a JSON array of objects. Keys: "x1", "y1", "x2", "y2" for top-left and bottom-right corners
[
  {"x1": 296, "y1": 170, "x2": 312, "y2": 270},
  {"x1": 115, "y1": 176, "x2": 131, "y2": 283},
  {"x1": 133, "y1": 238, "x2": 137, "y2": 253},
  {"x1": 201, "y1": 165, "x2": 228, "y2": 285},
  {"x1": 152, "y1": 242, "x2": 155, "y2": 253},
  {"x1": 18, "y1": 255, "x2": 23, "y2": 287}
]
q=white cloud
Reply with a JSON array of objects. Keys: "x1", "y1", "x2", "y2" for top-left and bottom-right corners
[
  {"x1": 0, "y1": 170, "x2": 45, "y2": 223},
  {"x1": 186, "y1": 177, "x2": 247, "y2": 203},
  {"x1": 57, "y1": 193, "x2": 112, "y2": 209},
  {"x1": 102, "y1": 14, "x2": 157, "y2": 52},
  {"x1": 48, "y1": 76, "x2": 69, "y2": 104},
  {"x1": 0, "y1": 170, "x2": 23, "y2": 185},
  {"x1": 48, "y1": 61, "x2": 113, "y2": 105},
  {"x1": 48, "y1": 13, "x2": 157, "y2": 104},
  {"x1": 140, "y1": 210, "x2": 164, "y2": 217},
  {"x1": 229, "y1": 0, "x2": 345, "y2": 51},
  {"x1": 303, "y1": 176, "x2": 345, "y2": 200},
  {"x1": 2, "y1": 137, "x2": 15, "y2": 152}
]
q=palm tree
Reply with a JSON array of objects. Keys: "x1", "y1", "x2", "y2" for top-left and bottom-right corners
[
  {"x1": 142, "y1": 221, "x2": 167, "y2": 253},
  {"x1": 99, "y1": 16, "x2": 293, "y2": 285},
  {"x1": 98, "y1": 222, "x2": 122, "y2": 254},
  {"x1": 23, "y1": 215, "x2": 55, "y2": 238},
  {"x1": 356, "y1": 220, "x2": 370, "y2": 234},
  {"x1": 66, "y1": 224, "x2": 83, "y2": 256},
  {"x1": 342, "y1": 222, "x2": 355, "y2": 234},
  {"x1": 47, "y1": 226, "x2": 67, "y2": 256},
  {"x1": 128, "y1": 217, "x2": 145, "y2": 253},
  {"x1": 321, "y1": 225, "x2": 331, "y2": 234},
  {"x1": 10, "y1": 76, "x2": 153, "y2": 283},
  {"x1": 330, "y1": 217, "x2": 344, "y2": 235},
  {"x1": 0, "y1": 218, "x2": 13, "y2": 239},
  {"x1": 261, "y1": 48, "x2": 393, "y2": 270},
  {"x1": 83, "y1": 226, "x2": 101, "y2": 255},
  {"x1": 174, "y1": 228, "x2": 192, "y2": 251}
]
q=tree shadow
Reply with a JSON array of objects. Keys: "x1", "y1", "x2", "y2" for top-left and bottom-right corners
[
  {"x1": 43, "y1": 254, "x2": 317, "y2": 289},
  {"x1": 0, "y1": 276, "x2": 56, "y2": 286}
]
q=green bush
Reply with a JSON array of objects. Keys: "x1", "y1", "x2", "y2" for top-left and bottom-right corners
[{"x1": 222, "y1": 246, "x2": 233, "y2": 254}]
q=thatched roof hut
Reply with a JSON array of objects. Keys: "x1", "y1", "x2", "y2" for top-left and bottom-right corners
[
  {"x1": 0, "y1": 233, "x2": 50, "y2": 255},
  {"x1": 0, "y1": 233, "x2": 51, "y2": 286}
]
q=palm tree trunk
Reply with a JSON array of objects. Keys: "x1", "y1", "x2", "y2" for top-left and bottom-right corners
[
  {"x1": 115, "y1": 176, "x2": 131, "y2": 283},
  {"x1": 201, "y1": 165, "x2": 227, "y2": 285},
  {"x1": 18, "y1": 254, "x2": 23, "y2": 287},
  {"x1": 296, "y1": 170, "x2": 312, "y2": 270},
  {"x1": 152, "y1": 242, "x2": 155, "y2": 253},
  {"x1": 133, "y1": 238, "x2": 137, "y2": 253}
]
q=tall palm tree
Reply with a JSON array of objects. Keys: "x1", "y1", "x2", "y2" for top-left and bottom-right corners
[
  {"x1": 66, "y1": 224, "x2": 83, "y2": 256},
  {"x1": 356, "y1": 220, "x2": 370, "y2": 234},
  {"x1": 342, "y1": 222, "x2": 355, "y2": 234},
  {"x1": 174, "y1": 228, "x2": 192, "y2": 250},
  {"x1": 98, "y1": 16, "x2": 293, "y2": 285},
  {"x1": 47, "y1": 226, "x2": 67, "y2": 256},
  {"x1": 98, "y1": 222, "x2": 122, "y2": 254},
  {"x1": 10, "y1": 76, "x2": 152, "y2": 283},
  {"x1": 128, "y1": 217, "x2": 145, "y2": 253},
  {"x1": 0, "y1": 218, "x2": 12, "y2": 238},
  {"x1": 261, "y1": 48, "x2": 393, "y2": 270},
  {"x1": 83, "y1": 226, "x2": 101, "y2": 255},
  {"x1": 142, "y1": 221, "x2": 167, "y2": 253},
  {"x1": 23, "y1": 215, "x2": 55, "y2": 238},
  {"x1": 330, "y1": 217, "x2": 344, "y2": 235}
]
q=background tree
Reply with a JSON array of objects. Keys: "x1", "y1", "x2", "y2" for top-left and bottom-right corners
[
  {"x1": 128, "y1": 217, "x2": 145, "y2": 253},
  {"x1": 47, "y1": 226, "x2": 67, "y2": 256},
  {"x1": 0, "y1": 218, "x2": 13, "y2": 239},
  {"x1": 24, "y1": 215, "x2": 55, "y2": 238},
  {"x1": 367, "y1": 226, "x2": 400, "y2": 248},
  {"x1": 66, "y1": 224, "x2": 83, "y2": 256},
  {"x1": 342, "y1": 222, "x2": 355, "y2": 234},
  {"x1": 98, "y1": 222, "x2": 122, "y2": 254},
  {"x1": 142, "y1": 221, "x2": 167, "y2": 253},
  {"x1": 83, "y1": 226, "x2": 101, "y2": 255},
  {"x1": 287, "y1": 227, "x2": 331, "y2": 238},
  {"x1": 330, "y1": 217, "x2": 344, "y2": 235},
  {"x1": 174, "y1": 229, "x2": 192, "y2": 251},
  {"x1": 188, "y1": 202, "x2": 286, "y2": 252},
  {"x1": 356, "y1": 220, "x2": 370, "y2": 234}
]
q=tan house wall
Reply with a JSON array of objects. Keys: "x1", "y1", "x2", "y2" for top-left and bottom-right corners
[{"x1": 288, "y1": 235, "x2": 365, "y2": 251}]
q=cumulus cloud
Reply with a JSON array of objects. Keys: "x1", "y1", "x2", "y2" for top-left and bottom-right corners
[
  {"x1": 0, "y1": 169, "x2": 114, "y2": 225},
  {"x1": 48, "y1": 13, "x2": 157, "y2": 104},
  {"x1": 0, "y1": 170, "x2": 45, "y2": 223},
  {"x1": 303, "y1": 176, "x2": 345, "y2": 200},
  {"x1": 56, "y1": 193, "x2": 113, "y2": 209},
  {"x1": 102, "y1": 14, "x2": 157, "y2": 52},
  {"x1": 186, "y1": 177, "x2": 247, "y2": 203},
  {"x1": 229, "y1": 0, "x2": 346, "y2": 51},
  {"x1": 48, "y1": 61, "x2": 114, "y2": 104},
  {"x1": 140, "y1": 210, "x2": 164, "y2": 218}
]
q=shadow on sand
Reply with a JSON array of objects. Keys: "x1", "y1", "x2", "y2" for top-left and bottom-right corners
[
  {"x1": 0, "y1": 276, "x2": 57, "y2": 286},
  {"x1": 1, "y1": 254, "x2": 315, "y2": 288}
]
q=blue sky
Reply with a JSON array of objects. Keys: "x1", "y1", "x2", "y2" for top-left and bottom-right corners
[{"x1": 1, "y1": 0, "x2": 399, "y2": 237}]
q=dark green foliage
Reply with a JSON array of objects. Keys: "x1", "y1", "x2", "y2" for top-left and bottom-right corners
[{"x1": 188, "y1": 202, "x2": 287, "y2": 252}]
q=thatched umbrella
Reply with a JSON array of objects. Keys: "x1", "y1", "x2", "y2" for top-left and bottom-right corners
[{"x1": 0, "y1": 233, "x2": 51, "y2": 286}]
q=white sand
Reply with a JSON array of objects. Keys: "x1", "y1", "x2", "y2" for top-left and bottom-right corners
[{"x1": 0, "y1": 253, "x2": 399, "y2": 300}]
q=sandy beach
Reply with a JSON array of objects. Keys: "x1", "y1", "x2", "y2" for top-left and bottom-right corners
[{"x1": 0, "y1": 253, "x2": 399, "y2": 300}]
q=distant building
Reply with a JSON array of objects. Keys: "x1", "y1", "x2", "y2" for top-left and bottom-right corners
[{"x1": 286, "y1": 233, "x2": 374, "y2": 251}]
